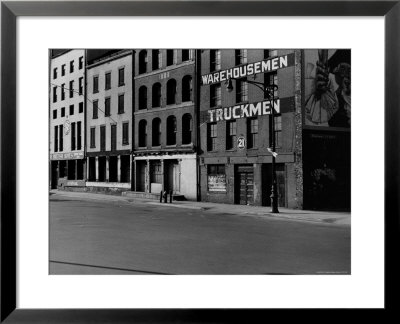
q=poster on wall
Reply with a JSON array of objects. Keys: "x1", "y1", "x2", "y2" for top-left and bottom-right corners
[
  {"x1": 304, "y1": 49, "x2": 351, "y2": 128},
  {"x1": 207, "y1": 175, "x2": 227, "y2": 192}
]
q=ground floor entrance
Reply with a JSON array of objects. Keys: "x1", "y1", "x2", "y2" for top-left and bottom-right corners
[
  {"x1": 50, "y1": 159, "x2": 86, "y2": 189},
  {"x1": 201, "y1": 161, "x2": 291, "y2": 208},
  {"x1": 87, "y1": 154, "x2": 131, "y2": 184},
  {"x1": 234, "y1": 165, "x2": 254, "y2": 205},
  {"x1": 133, "y1": 154, "x2": 197, "y2": 200}
]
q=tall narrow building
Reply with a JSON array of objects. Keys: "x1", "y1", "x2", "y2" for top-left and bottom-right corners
[
  {"x1": 85, "y1": 50, "x2": 134, "y2": 192},
  {"x1": 49, "y1": 49, "x2": 86, "y2": 190},
  {"x1": 131, "y1": 49, "x2": 197, "y2": 200}
]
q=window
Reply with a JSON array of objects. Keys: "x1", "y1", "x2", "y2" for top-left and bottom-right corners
[
  {"x1": 235, "y1": 49, "x2": 247, "y2": 65},
  {"x1": 61, "y1": 107, "x2": 65, "y2": 117},
  {"x1": 270, "y1": 115, "x2": 282, "y2": 148},
  {"x1": 152, "y1": 83, "x2": 161, "y2": 107},
  {"x1": 152, "y1": 118, "x2": 161, "y2": 146},
  {"x1": 79, "y1": 77, "x2": 83, "y2": 95},
  {"x1": 104, "y1": 97, "x2": 111, "y2": 116},
  {"x1": 69, "y1": 104, "x2": 74, "y2": 116},
  {"x1": 138, "y1": 120, "x2": 147, "y2": 147},
  {"x1": 54, "y1": 126, "x2": 58, "y2": 152},
  {"x1": 210, "y1": 49, "x2": 221, "y2": 72},
  {"x1": 236, "y1": 78, "x2": 248, "y2": 103},
  {"x1": 93, "y1": 76, "x2": 99, "y2": 93},
  {"x1": 151, "y1": 162, "x2": 163, "y2": 184},
  {"x1": 207, "y1": 123, "x2": 217, "y2": 151},
  {"x1": 52, "y1": 86, "x2": 57, "y2": 103},
  {"x1": 247, "y1": 118, "x2": 258, "y2": 149},
  {"x1": 79, "y1": 56, "x2": 83, "y2": 69},
  {"x1": 100, "y1": 125, "x2": 106, "y2": 151},
  {"x1": 226, "y1": 120, "x2": 237, "y2": 150},
  {"x1": 139, "y1": 50, "x2": 147, "y2": 74},
  {"x1": 264, "y1": 49, "x2": 278, "y2": 58},
  {"x1": 182, "y1": 75, "x2": 192, "y2": 102},
  {"x1": 53, "y1": 68, "x2": 57, "y2": 79},
  {"x1": 90, "y1": 127, "x2": 96, "y2": 148},
  {"x1": 61, "y1": 64, "x2": 66, "y2": 76},
  {"x1": 167, "y1": 49, "x2": 176, "y2": 66},
  {"x1": 139, "y1": 86, "x2": 147, "y2": 110},
  {"x1": 71, "y1": 122, "x2": 76, "y2": 151},
  {"x1": 167, "y1": 116, "x2": 177, "y2": 145},
  {"x1": 79, "y1": 102, "x2": 83, "y2": 113},
  {"x1": 182, "y1": 49, "x2": 191, "y2": 61},
  {"x1": 53, "y1": 110, "x2": 57, "y2": 119},
  {"x1": 93, "y1": 100, "x2": 98, "y2": 119},
  {"x1": 122, "y1": 122, "x2": 129, "y2": 145},
  {"x1": 182, "y1": 114, "x2": 192, "y2": 144},
  {"x1": 77, "y1": 121, "x2": 82, "y2": 150},
  {"x1": 105, "y1": 72, "x2": 111, "y2": 90},
  {"x1": 59, "y1": 125, "x2": 63, "y2": 152},
  {"x1": 152, "y1": 50, "x2": 162, "y2": 70},
  {"x1": 264, "y1": 72, "x2": 278, "y2": 99},
  {"x1": 111, "y1": 124, "x2": 117, "y2": 151},
  {"x1": 118, "y1": 94, "x2": 124, "y2": 114},
  {"x1": 70, "y1": 60, "x2": 74, "y2": 73},
  {"x1": 61, "y1": 84, "x2": 65, "y2": 100},
  {"x1": 207, "y1": 165, "x2": 226, "y2": 192},
  {"x1": 210, "y1": 83, "x2": 221, "y2": 107},
  {"x1": 167, "y1": 79, "x2": 177, "y2": 105},
  {"x1": 118, "y1": 68, "x2": 125, "y2": 86},
  {"x1": 69, "y1": 80, "x2": 74, "y2": 98}
]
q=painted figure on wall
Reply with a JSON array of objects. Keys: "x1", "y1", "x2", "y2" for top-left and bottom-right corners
[{"x1": 305, "y1": 49, "x2": 351, "y2": 128}]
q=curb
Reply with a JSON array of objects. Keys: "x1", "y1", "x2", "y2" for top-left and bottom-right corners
[{"x1": 146, "y1": 202, "x2": 204, "y2": 210}]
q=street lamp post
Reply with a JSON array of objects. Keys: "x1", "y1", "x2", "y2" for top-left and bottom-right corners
[{"x1": 226, "y1": 78, "x2": 279, "y2": 213}]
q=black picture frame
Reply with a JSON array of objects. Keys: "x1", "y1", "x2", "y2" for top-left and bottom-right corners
[{"x1": 1, "y1": 1, "x2": 399, "y2": 322}]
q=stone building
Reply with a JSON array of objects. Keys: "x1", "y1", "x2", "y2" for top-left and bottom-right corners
[
  {"x1": 131, "y1": 49, "x2": 197, "y2": 200},
  {"x1": 85, "y1": 50, "x2": 134, "y2": 193},
  {"x1": 49, "y1": 49, "x2": 86, "y2": 190}
]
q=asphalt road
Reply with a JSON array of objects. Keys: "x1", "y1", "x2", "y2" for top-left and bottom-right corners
[{"x1": 49, "y1": 193, "x2": 351, "y2": 275}]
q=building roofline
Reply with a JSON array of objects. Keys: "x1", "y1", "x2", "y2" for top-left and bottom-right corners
[{"x1": 87, "y1": 49, "x2": 134, "y2": 69}]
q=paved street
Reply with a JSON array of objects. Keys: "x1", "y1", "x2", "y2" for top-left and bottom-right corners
[{"x1": 49, "y1": 192, "x2": 350, "y2": 275}]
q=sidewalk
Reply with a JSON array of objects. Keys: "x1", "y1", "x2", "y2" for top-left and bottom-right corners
[{"x1": 50, "y1": 190, "x2": 350, "y2": 226}]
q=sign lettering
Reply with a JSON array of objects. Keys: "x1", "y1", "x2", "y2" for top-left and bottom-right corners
[
  {"x1": 208, "y1": 99, "x2": 280, "y2": 122},
  {"x1": 201, "y1": 54, "x2": 294, "y2": 86}
]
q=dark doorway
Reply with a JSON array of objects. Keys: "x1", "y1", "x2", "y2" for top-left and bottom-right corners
[
  {"x1": 235, "y1": 165, "x2": 254, "y2": 205},
  {"x1": 136, "y1": 161, "x2": 146, "y2": 192},
  {"x1": 51, "y1": 161, "x2": 58, "y2": 189},
  {"x1": 109, "y1": 156, "x2": 118, "y2": 182}
]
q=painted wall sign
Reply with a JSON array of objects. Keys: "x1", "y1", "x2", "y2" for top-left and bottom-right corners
[
  {"x1": 207, "y1": 175, "x2": 227, "y2": 192},
  {"x1": 51, "y1": 152, "x2": 84, "y2": 160},
  {"x1": 64, "y1": 119, "x2": 71, "y2": 135},
  {"x1": 237, "y1": 136, "x2": 246, "y2": 149},
  {"x1": 207, "y1": 99, "x2": 280, "y2": 122},
  {"x1": 201, "y1": 53, "x2": 294, "y2": 86}
]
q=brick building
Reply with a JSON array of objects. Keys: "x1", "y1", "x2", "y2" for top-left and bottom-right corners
[
  {"x1": 85, "y1": 50, "x2": 134, "y2": 193},
  {"x1": 198, "y1": 49, "x2": 303, "y2": 208},
  {"x1": 132, "y1": 49, "x2": 197, "y2": 200},
  {"x1": 49, "y1": 49, "x2": 86, "y2": 190}
]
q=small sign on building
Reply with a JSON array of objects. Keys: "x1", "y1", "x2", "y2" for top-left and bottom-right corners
[{"x1": 237, "y1": 136, "x2": 246, "y2": 150}]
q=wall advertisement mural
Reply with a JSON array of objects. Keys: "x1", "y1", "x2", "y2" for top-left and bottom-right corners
[{"x1": 304, "y1": 49, "x2": 351, "y2": 128}]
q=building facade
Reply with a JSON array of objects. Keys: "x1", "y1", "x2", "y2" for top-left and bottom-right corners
[
  {"x1": 132, "y1": 49, "x2": 197, "y2": 200},
  {"x1": 198, "y1": 49, "x2": 303, "y2": 208},
  {"x1": 86, "y1": 50, "x2": 134, "y2": 193},
  {"x1": 50, "y1": 49, "x2": 86, "y2": 190}
]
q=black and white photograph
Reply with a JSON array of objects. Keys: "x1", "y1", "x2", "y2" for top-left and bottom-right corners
[{"x1": 49, "y1": 48, "x2": 351, "y2": 275}]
